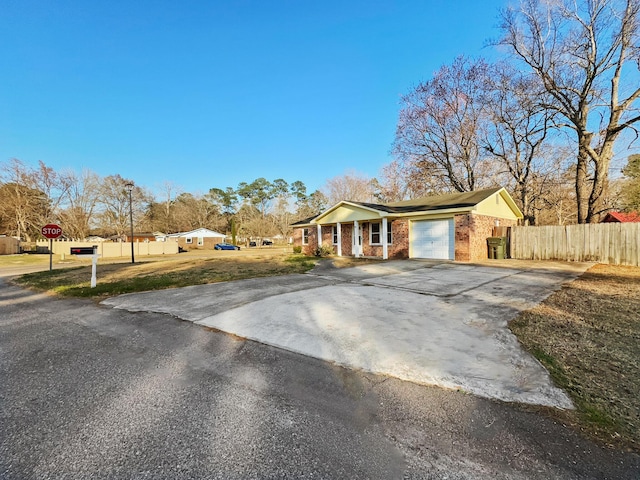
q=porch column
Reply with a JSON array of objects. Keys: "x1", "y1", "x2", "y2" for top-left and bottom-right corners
[
  {"x1": 336, "y1": 222, "x2": 342, "y2": 256},
  {"x1": 382, "y1": 217, "x2": 388, "y2": 260},
  {"x1": 317, "y1": 224, "x2": 322, "y2": 247},
  {"x1": 354, "y1": 220, "x2": 360, "y2": 257}
]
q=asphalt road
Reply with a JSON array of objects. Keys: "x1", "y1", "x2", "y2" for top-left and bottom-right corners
[{"x1": 1, "y1": 277, "x2": 639, "y2": 479}]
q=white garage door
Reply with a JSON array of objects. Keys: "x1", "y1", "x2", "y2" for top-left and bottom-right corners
[{"x1": 411, "y1": 219, "x2": 454, "y2": 260}]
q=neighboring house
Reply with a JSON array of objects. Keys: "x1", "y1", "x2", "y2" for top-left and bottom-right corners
[
  {"x1": 601, "y1": 211, "x2": 640, "y2": 223},
  {"x1": 124, "y1": 232, "x2": 157, "y2": 243},
  {"x1": 292, "y1": 187, "x2": 523, "y2": 262},
  {"x1": 0, "y1": 235, "x2": 20, "y2": 255},
  {"x1": 165, "y1": 228, "x2": 226, "y2": 250}
]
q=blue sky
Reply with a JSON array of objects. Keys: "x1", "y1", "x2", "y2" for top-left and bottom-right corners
[{"x1": 1, "y1": 0, "x2": 508, "y2": 196}]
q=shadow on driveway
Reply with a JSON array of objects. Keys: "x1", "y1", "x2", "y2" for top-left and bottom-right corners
[{"x1": 103, "y1": 259, "x2": 592, "y2": 408}]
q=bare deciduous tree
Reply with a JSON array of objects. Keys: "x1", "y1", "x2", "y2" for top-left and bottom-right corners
[
  {"x1": 323, "y1": 170, "x2": 375, "y2": 205},
  {"x1": 154, "y1": 181, "x2": 182, "y2": 233},
  {"x1": 170, "y1": 193, "x2": 221, "y2": 232},
  {"x1": 393, "y1": 57, "x2": 500, "y2": 194},
  {"x1": 0, "y1": 158, "x2": 72, "y2": 240},
  {"x1": 499, "y1": 0, "x2": 640, "y2": 223},
  {"x1": 95, "y1": 175, "x2": 147, "y2": 238},
  {"x1": 481, "y1": 64, "x2": 555, "y2": 224},
  {"x1": 271, "y1": 196, "x2": 294, "y2": 241},
  {"x1": 373, "y1": 161, "x2": 412, "y2": 202},
  {"x1": 535, "y1": 168, "x2": 579, "y2": 225},
  {"x1": 58, "y1": 169, "x2": 101, "y2": 239}
]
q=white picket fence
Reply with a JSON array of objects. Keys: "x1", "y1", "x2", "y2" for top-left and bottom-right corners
[{"x1": 511, "y1": 223, "x2": 640, "y2": 266}]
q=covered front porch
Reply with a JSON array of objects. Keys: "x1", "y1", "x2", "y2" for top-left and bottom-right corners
[
  {"x1": 312, "y1": 218, "x2": 393, "y2": 259},
  {"x1": 294, "y1": 200, "x2": 409, "y2": 260}
]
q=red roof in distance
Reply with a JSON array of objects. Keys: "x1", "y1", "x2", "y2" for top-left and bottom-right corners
[{"x1": 601, "y1": 211, "x2": 640, "y2": 223}]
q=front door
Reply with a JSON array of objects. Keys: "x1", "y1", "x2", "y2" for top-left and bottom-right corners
[{"x1": 352, "y1": 223, "x2": 363, "y2": 257}]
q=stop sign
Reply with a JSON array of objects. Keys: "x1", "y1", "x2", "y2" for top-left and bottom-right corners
[{"x1": 42, "y1": 224, "x2": 63, "y2": 239}]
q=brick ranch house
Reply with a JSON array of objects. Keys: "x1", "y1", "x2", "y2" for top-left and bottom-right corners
[{"x1": 292, "y1": 187, "x2": 523, "y2": 262}]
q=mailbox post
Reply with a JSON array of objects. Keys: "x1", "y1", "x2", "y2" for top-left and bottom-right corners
[{"x1": 70, "y1": 246, "x2": 100, "y2": 288}]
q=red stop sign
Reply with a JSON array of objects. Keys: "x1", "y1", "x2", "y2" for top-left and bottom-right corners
[{"x1": 42, "y1": 224, "x2": 63, "y2": 239}]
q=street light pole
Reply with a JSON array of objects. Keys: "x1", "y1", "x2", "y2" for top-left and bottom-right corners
[{"x1": 125, "y1": 181, "x2": 135, "y2": 264}]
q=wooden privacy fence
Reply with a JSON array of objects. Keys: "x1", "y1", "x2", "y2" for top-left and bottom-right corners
[{"x1": 511, "y1": 223, "x2": 640, "y2": 266}]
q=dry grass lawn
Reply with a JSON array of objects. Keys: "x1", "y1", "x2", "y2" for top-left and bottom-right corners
[
  {"x1": 510, "y1": 264, "x2": 640, "y2": 451},
  {"x1": 12, "y1": 251, "x2": 317, "y2": 298}
]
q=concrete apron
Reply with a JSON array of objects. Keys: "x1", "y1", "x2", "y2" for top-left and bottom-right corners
[{"x1": 103, "y1": 260, "x2": 592, "y2": 409}]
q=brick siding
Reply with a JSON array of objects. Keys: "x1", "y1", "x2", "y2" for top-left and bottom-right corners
[
  {"x1": 455, "y1": 214, "x2": 517, "y2": 261},
  {"x1": 293, "y1": 219, "x2": 410, "y2": 259},
  {"x1": 359, "y1": 219, "x2": 409, "y2": 259},
  {"x1": 177, "y1": 236, "x2": 224, "y2": 250},
  {"x1": 389, "y1": 219, "x2": 409, "y2": 259},
  {"x1": 293, "y1": 226, "x2": 318, "y2": 255},
  {"x1": 341, "y1": 224, "x2": 353, "y2": 256}
]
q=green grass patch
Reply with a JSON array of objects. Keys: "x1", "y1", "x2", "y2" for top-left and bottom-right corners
[
  {"x1": 516, "y1": 340, "x2": 619, "y2": 433},
  {"x1": 284, "y1": 254, "x2": 317, "y2": 269},
  {"x1": 16, "y1": 267, "x2": 85, "y2": 290}
]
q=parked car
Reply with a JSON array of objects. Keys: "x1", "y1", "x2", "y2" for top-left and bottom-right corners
[
  {"x1": 262, "y1": 240, "x2": 273, "y2": 246},
  {"x1": 214, "y1": 243, "x2": 240, "y2": 250},
  {"x1": 249, "y1": 241, "x2": 257, "y2": 247}
]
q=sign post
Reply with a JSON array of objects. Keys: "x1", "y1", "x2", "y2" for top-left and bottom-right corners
[{"x1": 41, "y1": 224, "x2": 63, "y2": 271}]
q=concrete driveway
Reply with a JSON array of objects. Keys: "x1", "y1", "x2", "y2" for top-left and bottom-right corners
[{"x1": 103, "y1": 259, "x2": 592, "y2": 409}]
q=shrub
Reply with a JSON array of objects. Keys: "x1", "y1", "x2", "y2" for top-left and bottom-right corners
[
  {"x1": 313, "y1": 244, "x2": 334, "y2": 257},
  {"x1": 292, "y1": 245, "x2": 302, "y2": 254}
]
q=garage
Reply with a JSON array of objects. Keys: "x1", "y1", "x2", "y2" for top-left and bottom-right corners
[{"x1": 410, "y1": 218, "x2": 454, "y2": 259}]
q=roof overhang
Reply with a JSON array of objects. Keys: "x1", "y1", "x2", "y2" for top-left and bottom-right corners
[
  {"x1": 313, "y1": 201, "x2": 387, "y2": 224},
  {"x1": 476, "y1": 187, "x2": 523, "y2": 220},
  {"x1": 498, "y1": 187, "x2": 523, "y2": 219}
]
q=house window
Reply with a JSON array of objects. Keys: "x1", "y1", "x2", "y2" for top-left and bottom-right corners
[
  {"x1": 186, "y1": 237, "x2": 192, "y2": 244},
  {"x1": 302, "y1": 228, "x2": 309, "y2": 245},
  {"x1": 370, "y1": 222, "x2": 381, "y2": 245},
  {"x1": 370, "y1": 221, "x2": 392, "y2": 245},
  {"x1": 197, "y1": 237, "x2": 204, "y2": 246},
  {"x1": 332, "y1": 226, "x2": 338, "y2": 244}
]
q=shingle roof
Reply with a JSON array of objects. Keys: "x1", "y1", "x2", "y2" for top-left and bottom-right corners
[
  {"x1": 166, "y1": 228, "x2": 226, "y2": 237},
  {"x1": 291, "y1": 187, "x2": 518, "y2": 227},
  {"x1": 352, "y1": 187, "x2": 502, "y2": 213},
  {"x1": 291, "y1": 214, "x2": 320, "y2": 226}
]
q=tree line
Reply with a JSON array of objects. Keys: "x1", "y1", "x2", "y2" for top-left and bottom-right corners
[
  {"x1": 0, "y1": 158, "x2": 336, "y2": 243},
  {"x1": 1, "y1": 151, "x2": 637, "y2": 244}
]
